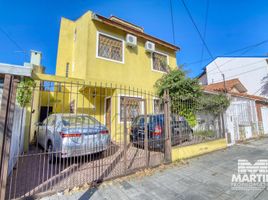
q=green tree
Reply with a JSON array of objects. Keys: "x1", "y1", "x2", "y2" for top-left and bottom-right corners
[
  {"x1": 197, "y1": 93, "x2": 230, "y2": 137},
  {"x1": 197, "y1": 93, "x2": 230, "y2": 116},
  {"x1": 154, "y1": 69, "x2": 202, "y2": 126}
]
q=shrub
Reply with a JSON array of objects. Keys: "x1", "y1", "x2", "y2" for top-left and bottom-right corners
[{"x1": 16, "y1": 78, "x2": 36, "y2": 107}]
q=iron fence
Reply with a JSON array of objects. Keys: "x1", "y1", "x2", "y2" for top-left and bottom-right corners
[
  {"x1": 2, "y1": 74, "x2": 263, "y2": 199},
  {"x1": 170, "y1": 98, "x2": 226, "y2": 147},
  {"x1": 1, "y1": 76, "x2": 171, "y2": 199}
]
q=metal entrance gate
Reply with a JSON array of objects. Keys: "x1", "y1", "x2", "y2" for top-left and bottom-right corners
[{"x1": 0, "y1": 75, "x2": 171, "y2": 199}]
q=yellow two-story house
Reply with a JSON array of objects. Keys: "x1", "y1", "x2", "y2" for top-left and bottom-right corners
[{"x1": 50, "y1": 11, "x2": 179, "y2": 140}]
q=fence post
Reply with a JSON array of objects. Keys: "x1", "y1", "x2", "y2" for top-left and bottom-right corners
[
  {"x1": 143, "y1": 99, "x2": 149, "y2": 167},
  {"x1": 221, "y1": 113, "x2": 226, "y2": 138},
  {"x1": 164, "y1": 90, "x2": 172, "y2": 163},
  {"x1": 0, "y1": 75, "x2": 18, "y2": 200},
  {"x1": 123, "y1": 97, "x2": 127, "y2": 174}
]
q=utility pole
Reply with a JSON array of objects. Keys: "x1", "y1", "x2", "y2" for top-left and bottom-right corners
[
  {"x1": 222, "y1": 73, "x2": 227, "y2": 93},
  {"x1": 221, "y1": 73, "x2": 227, "y2": 139}
]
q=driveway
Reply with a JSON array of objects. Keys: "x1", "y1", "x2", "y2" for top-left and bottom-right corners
[{"x1": 43, "y1": 138, "x2": 268, "y2": 200}]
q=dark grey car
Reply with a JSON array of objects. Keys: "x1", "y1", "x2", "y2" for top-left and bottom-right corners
[{"x1": 130, "y1": 114, "x2": 193, "y2": 150}]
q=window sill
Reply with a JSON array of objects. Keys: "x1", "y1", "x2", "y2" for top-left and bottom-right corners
[
  {"x1": 96, "y1": 56, "x2": 124, "y2": 64},
  {"x1": 151, "y1": 69, "x2": 168, "y2": 74}
]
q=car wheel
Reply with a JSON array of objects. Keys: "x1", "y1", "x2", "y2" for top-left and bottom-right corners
[{"x1": 47, "y1": 142, "x2": 55, "y2": 164}]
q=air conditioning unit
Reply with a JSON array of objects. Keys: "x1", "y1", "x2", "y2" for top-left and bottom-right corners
[
  {"x1": 126, "y1": 34, "x2": 137, "y2": 47},
  {"x1": 145, "y1": 41, "x2": 155, "y2": 52}
]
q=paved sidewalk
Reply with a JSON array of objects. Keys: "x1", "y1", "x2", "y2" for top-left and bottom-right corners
[{"x1": 43, "y1": 138, "x2": 268, "y2": 200}]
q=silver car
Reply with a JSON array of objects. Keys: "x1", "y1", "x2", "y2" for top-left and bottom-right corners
[{"x1": 36, "y1": 114, "x2": 111, "y2": 162}]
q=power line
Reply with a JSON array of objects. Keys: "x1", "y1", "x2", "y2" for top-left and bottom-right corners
[
  {"x1": 180, "y1": 0, "x2": 227, "y2": 91},
  {"x1": 184, "y1": 39, "x2": 268, "y2": 67},
  {"x1": 169, "y1": 0, "x2": 176, "y2": 45},
  {"x1": 199, "y1": 0, "x2": 209, "y2": 68},
  {"x1": 208, "y1": 59, "x2": 264, "y2": 75},
  {"x1": 206, "y1": 41, "x2": 268, "y2": 74},
  {"x1": 180, "y1": 0, "x2": 223, "y2": 74},
  {"x1": 0, "y1": 27, "x2": 25, "y2": 52},
  {"x1": 224, "y1": 40, "x2": 268, "y2": 56},
  {"x1": 212, "y1": 65, "x2": 266, "y2": 83},
  {"x1": 0, "y1": 27, "x2": 28, "y2": 61}
]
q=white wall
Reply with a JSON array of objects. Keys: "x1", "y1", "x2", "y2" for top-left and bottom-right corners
[
  {"x1": 205, "y1": 57, "x2": 268, "y2": 96},
  {"x1": 0, "y1": 79, "x2": 26, "y2": 175},
  {"x1": 8, "y1": 105, "x2": 26, "y2": 175}
]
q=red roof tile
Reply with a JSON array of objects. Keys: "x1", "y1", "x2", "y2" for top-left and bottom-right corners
[
  {"x1": 203, "y1": 79, "x2": 268, "y2": 102},
  {"x1": 203, "y1": 78, "x2": 247, "y2": 93}
]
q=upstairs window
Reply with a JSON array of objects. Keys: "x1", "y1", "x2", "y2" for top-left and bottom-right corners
[
  {"x1": 152, "y1": 52, "x2": 168, "y2": 72},
  {"x1": 97, "y1": 33, "x2": 123, "y2": 63}
]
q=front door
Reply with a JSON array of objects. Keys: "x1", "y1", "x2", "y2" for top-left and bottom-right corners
[{"x1": 105, "y1": 97, "x2": 111, "y2": 132}]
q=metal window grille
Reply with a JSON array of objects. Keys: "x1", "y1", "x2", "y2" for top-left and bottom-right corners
[
  {"x1": 120, "y1": 96, "x2": 141, "y2": 121},
  {"x1": 152, "y1": 52, "x2": 168, "y2": 72},
  {"x1": 98, "y1": 34, "x2": 123, "y2": 62}
]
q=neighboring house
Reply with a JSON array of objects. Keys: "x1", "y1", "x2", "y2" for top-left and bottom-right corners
[
  {"x1": 229, "y1": 93, "x2": 268, "y2": 136},
  {"x1": 203, "y1": 78, "x2": 247, "y2": 94},
  {"x1": 199, "y1": 56, "x2": 268, "y2": 96},
  {"x1": 203, "y1": 79, "x2": 268, "y2": 145},
  {"x1": 50, "y1": 11, "x2": 179, "y2": 140}
]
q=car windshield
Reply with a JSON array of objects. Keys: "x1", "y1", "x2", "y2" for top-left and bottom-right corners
[
  {"x1": 62, "y1": 115, "x2": 100, "y2": 127},
  {"x1": 132, "y1": 116, "x2": 150, "y2": 125}
]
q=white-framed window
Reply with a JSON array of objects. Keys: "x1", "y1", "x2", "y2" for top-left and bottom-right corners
[
  {"x1": 119, "y1": 96, "x2": 143, "y2": 122},
  {"x1": 151, "y1": 51, "x2": 169, "y2": 73},
  {"x1": 153, "y1": 98, "x2": 164, "y2": 114},
  {"x1": 96, "y1": 32, "x2": 124, "y2": 63}
]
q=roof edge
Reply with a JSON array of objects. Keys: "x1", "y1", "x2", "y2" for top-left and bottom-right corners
[{"x1": 92, "y1": 12, "x2": 180, "y2": 51}]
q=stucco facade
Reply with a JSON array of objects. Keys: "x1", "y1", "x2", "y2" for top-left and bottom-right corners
[
  {"x1": 40, "y1": 11, "x2": 180, "y2": 141},
  {"x1": 56, "y1": 11, "x2": 178, "y2": 91}
]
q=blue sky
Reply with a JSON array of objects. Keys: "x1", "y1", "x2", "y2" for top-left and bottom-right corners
[{"x1": 0, "y1": 0, "x2": 268, "y2": 77}]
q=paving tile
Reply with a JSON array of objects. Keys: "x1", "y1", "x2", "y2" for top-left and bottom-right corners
[
  {"x1": 254, "y1": 189, "x2": 268, "y2": 200},
  {"x1": 42, "y1": 138, "x2": 268, "y2": 200}
]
